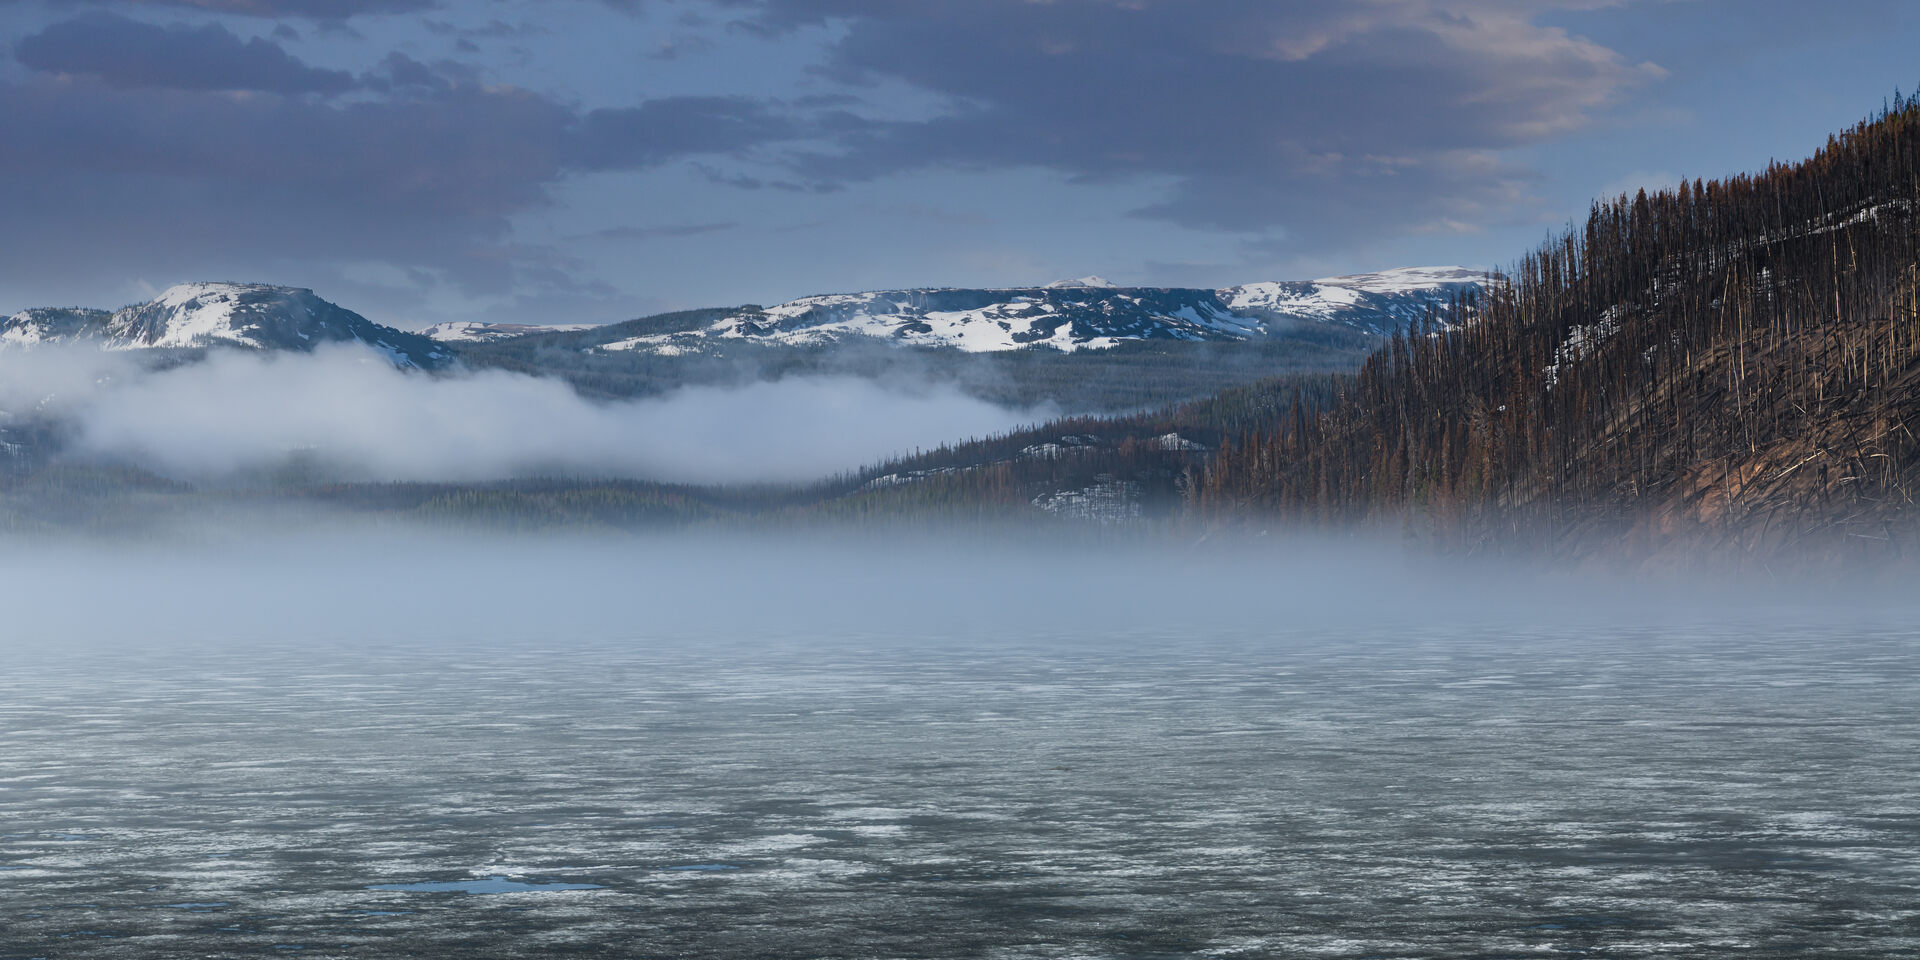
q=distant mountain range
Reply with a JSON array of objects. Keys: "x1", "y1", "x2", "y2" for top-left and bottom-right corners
[
  {"x1": 1, "y1": 268, "x2": 1489, "y2": 369},
  {"x1": 1, "y1": 283, "x2": 449, "y2": 369},
  {"x1": 430, "y1": 266, "x2": 1490, "y2": 355}
]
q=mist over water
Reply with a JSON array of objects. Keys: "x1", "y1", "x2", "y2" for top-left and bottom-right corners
[
  {"x1": 6, "y1": 526, "x2": 1906, "y2": 647},
  {"x1": 3, "y1": 529, "x2": 1917, "y2": 958}
]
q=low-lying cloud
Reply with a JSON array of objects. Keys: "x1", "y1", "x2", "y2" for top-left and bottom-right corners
[{"x1": 8, "y1": 345, "x2": 1051, "y2": 484}]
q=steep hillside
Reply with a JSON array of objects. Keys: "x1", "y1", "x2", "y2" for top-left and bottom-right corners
[
  {"x1": 787, "y1": 374, "x2": 1342, "y2": 525},
  {"x1": 1197, "y1": 97, "x2": 1920, "y2": 566}
]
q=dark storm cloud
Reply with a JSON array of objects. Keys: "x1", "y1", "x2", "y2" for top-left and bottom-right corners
[
  {"x1": 0, "y1": 73, "x2": 577, "y2": 291},
  {"x1": 731, "y1": 0, "x2": 1662, "y2": 240},
  {"x1": 15, "y1": 12, "x2": 355, "y2": 94},
  {"x1": 0, "y1": 41, "x2": 817, "y2": 297}
]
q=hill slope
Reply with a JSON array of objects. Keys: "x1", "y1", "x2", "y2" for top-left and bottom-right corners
[{"x1": 1197, "y1": 97, "x2": 1920, "y2": 566}]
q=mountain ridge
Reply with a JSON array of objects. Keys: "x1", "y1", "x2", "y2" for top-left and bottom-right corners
[
  {"x1": 2, "y1": 282, "x2": 450, "y2": 369},
  {"x1": 447, "y1": 265, "x2": 1491, "y2": 356}
]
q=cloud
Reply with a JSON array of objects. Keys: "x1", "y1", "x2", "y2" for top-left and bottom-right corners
[
  {"x1": 0, "y1": 21, "x2": 816, "y2": 302},
  {"x1": 583, "y1": 222, "x2": 739, "y2": 241},
  {"x1": 53, "y1": 0, "x2": 439, "y2": 18},
  {"x1": 15, "y1": 12, "x2": 356, "y2": 94},
  {"x1": 21, "y1": 345, "x2": 1051, "y2": 484},
  {"x1": 0, "y1": 74, "x2": 582, "y2": 295},
  {"x1": 737, "y1": 0, "x2": 1663, "y2": 242},
  {"x1": 0, "y1": 0, "x2": 1673, "y2": 315}
]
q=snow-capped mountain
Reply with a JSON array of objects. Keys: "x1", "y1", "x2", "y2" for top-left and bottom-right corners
[
  {"x1": 2, "y1": 267, "x2": 1490, "y2": 368},
  {"x1": 1, "y1": 283, "x2": 449, "y2": 368},
  {"x1": 570, "y1": 266, "x2": 1488, "y2": 356}
]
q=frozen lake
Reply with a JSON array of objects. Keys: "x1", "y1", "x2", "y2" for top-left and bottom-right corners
[{"x1": 2, "y1": 626, "x2": 1917, "y2": 957}]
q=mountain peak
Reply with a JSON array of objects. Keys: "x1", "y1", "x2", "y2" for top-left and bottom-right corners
[
  {"x1": 129, "y1": 283, "x2": 319, "y2": 350},
  {"x1": 1044, "y1": 276, "x2": 1116, "y2": 289},
  {"x1": 3, "y1": 283, "x2": 448, "y2": 368},
  {"x1": 153, "y1": 281, "x2": 307, "y2": 304}
]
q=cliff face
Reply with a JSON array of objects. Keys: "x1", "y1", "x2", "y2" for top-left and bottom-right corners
[{"x1": 1197, "y1": 100, "x2": 1920, "y2": 568}]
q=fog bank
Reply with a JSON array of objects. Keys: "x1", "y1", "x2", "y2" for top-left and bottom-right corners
[
  {"x1": 2, "y1": 527, "x2": 1911, "y2": 652},
  {"x1": 2, "y1": 345, "x2": 1053, "y2": 484}
]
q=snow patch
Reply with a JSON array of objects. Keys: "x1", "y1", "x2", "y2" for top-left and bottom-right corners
[
  {"x1": 422, "y1": 321, "x2": 596, "y2": 343},
  {"x1": 1544, "y1": 307, "x2": 1624, "y2": 391}
]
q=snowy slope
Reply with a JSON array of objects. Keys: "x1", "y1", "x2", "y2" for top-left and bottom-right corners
[
  {"x1": 603, "y1": 286, "x2": 1273, "y2": 354},
  {"x1": 1221, "y1": 266, "x2": 1490, "y2": 332},
  {"x1": 421, "y1": 321, "x2": 596, "y2": 343},
  {"x1": 588, "y1": 267, "x2": 1489, "y2": 356},
  {"x1": 598, "y1": 286, "x2": 1265, "y2": 355},
  {"x1": 1, "y1": 283, "x2": 449, "y2": 368},
  {"x1": 0, "y1": 308, "x2": 113, "y2": 347}
]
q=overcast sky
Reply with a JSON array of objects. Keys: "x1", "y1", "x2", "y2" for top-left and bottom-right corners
[{"x1": 1, "y1": 0, "x2": 1915, "y2": 329}]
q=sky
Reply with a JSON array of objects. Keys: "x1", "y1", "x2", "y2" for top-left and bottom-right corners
[{"x1": 0, "y1": 0, "x2": 1916, "y2": 330}]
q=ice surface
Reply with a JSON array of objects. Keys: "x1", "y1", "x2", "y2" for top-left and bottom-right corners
[
  {"x1": 365, "y1": 876, "x2": 604, "y2": 894},
  {"x1": 1, "y1": 628, "x2": 1914, "y2": 957}
]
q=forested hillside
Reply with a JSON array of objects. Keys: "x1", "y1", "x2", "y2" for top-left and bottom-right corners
[
  {"x1": 788, "y1": 374, "x2": 1345, "y2": 525},
  {"x1": 1197, "y1": 96, "x2": 1920, "y2": 564}
]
